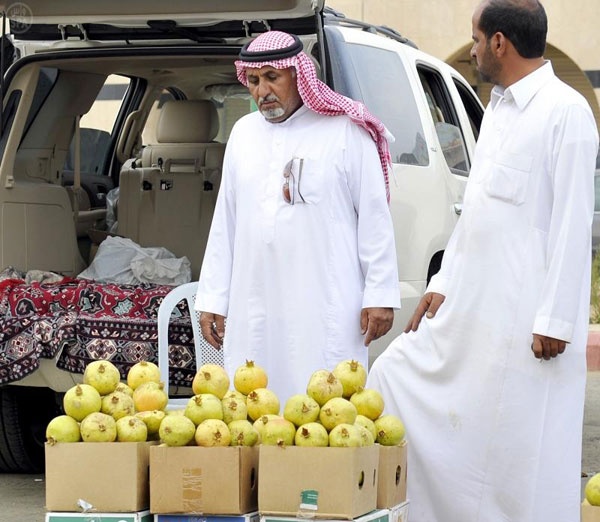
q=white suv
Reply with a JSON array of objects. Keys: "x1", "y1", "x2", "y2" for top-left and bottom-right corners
[{"x1": 0, "y1": 0, "x2": 483, "y2": 472}]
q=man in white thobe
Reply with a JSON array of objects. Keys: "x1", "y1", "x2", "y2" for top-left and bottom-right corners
[
  {"x1": 196, "y1": 31, "x2": 400, "y2": 405},
  {"x1": 368, "y1": 1, "x2": 599, "y2": 521}
]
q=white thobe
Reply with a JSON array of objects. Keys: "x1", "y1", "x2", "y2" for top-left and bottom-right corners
[
  {"x1": 196, "y1": 105, "x2": 400, "y2": 405},
  {"x1": 368, "y1": 62, "x2": 599, "y2": 522}
]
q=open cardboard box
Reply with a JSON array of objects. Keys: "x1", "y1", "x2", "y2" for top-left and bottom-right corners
[
  {"x1": 258, "y1": 445, "x2": 379, "y2": 520},
  {"x1": 45, "y1": 441, "x2": 155, "y2": 512},
  {"x1": 150, "y1": 445, "x2": 259, "y2": 515},
  {"x1": 582, "y1": 502, "x2": 600, "y2": 522},
  {"x1": 377, "y1": 442, "x2": 408, "y2": 508}
]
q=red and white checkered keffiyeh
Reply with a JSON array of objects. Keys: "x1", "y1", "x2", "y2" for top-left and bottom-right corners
[{"x1": 235, "y1": 31, "x2": 392, "y2": 201}]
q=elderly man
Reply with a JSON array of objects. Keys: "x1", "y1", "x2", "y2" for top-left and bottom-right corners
[
  {"x1": 196, "y1": 31, "x2": 400, "y2": 404},
  {"x1": 368, "y1": 1, "x2": 599, "y2": 521}
]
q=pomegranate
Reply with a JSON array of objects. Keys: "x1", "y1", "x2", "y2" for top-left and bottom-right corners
[
  {"x1": 355, "y1": 414, "x2": 377, "y2": 440},
  {"x1": 114, "y1": 382, "x2": 134, "y2": 397},
  {"x1": 350, "y1": 388, "x2": 385, "y2": 420},
  {"x1": 256, "y1": 415, "x2": 295, "y2": 446},
  {"x1": 332, "y1": 359, "x2": 367, "y2": 398},
  {"x1": 356, "y1": 424, "x2": 375, "y2": 446},
  {"x1": 374, "y1": 414, "x2": 406, "y2": 445},
  {"x1": 83, "y1": 360, "x2": 121, "y2": 396},
  {"x1": 135, "y1": 409, "x2": 166, "y2": 437},
  {"x1": 328, "y1": 423, "x2": 362, "y2": 447},
  {"x1": 63, "y1": 384, "x2": 102, "y2": 422},
  {"x1": 195, "y1": 419, "x2": 231, "y2": 447},
  {"x1": 283, "y1": 394, "x2": 320, "y2": 427},
  {"x1": 233, "y1": 360, "x2": 268, "y2": 395},
  {"x1": 46, "y1": 415, "x2": 81, "y2": 445},
  {"x1": 223, "y1": 389, "x2": 247, "y2": 403},
  {"x1": 159, "y1": 414, "x2": 196, "y2": 446},
  {"x1": 222, "y1": 396, "x2": 248, "y2": 424},
  {"x1": 184, "y1": 393, "x2": 224, "y2": 425},
  {"x1": 306, "y1": 370, "x2": 343, "y2": 406},
  {"x1": 101, "y1": 391, "x2": 135, "y2": 420},
  {"x1": 132, "y1": 381, "x2": 168, "y2": 412},
  {"x1": 80, "y1": 412, "x2": 117, "y2": 442},
  {"x1": 127, "y1": 360, "x2": 161, "y2": 390},
  {"x1": 228, "y1": 419, "x2": 260, "y2": 446},
  {"x1": 294, "y1": 422, "x2": 329, "y2": 447},
  {"x1": 192, "y1": 364, "x2": 230, "y2": 399},
  {"x1": 246, "y1": 388, "x2": 280, "y2": 421},
  {"x1": 319, "y1": 397, "x2": 357, "y2": 431},
  {"x1": 116, "y1": 415, "x2": 148, "y2": 442}
]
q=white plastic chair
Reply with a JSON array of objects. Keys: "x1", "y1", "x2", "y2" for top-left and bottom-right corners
[{"x1": 157, "y1": 281, "x2": 224, "y2": 410}]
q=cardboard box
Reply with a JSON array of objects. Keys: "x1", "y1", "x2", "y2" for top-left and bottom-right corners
[
  {"x1": 582, "y1": 502, "x2": 600, "y2": 522},
  {"x1": 45, "y1": 509, "x2": 152, "y2": 522},
  {"x1": 150, "y1": 445, "x2": 259, "y2": 515},
  {"x1": 154, "y1": 511, "x2": 260, "y2": 522},
  {"x1": 260, "y1": 508, "x2": 389, "y2": 522},
  {"x1": 45, "y1": 442, "x2": 155, "y2": 512},
  {"x1": 377, "y1": 443, "x2": 408, "y2": 508},
  {"x1": 258, "y1": 445, "x2": 379, "y2": 520},
  {"x1": 387, "y1": 501, "x2": 410, "y2": 522}
]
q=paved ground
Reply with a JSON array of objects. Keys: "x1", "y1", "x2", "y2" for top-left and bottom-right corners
[{"x1": 2, "y1": 370, "x2": 600, "y2": 520}]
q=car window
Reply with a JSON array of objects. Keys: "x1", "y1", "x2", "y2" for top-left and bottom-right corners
[
  {"x1": 328, "y1": 38, "x2": 429, "y2": 167},
  {"x1": 452, "y1": 77, "x2": 483, "y2": 141},
  {"x1": 418, "y1": 66, "x2": 471, "y2": 176}
]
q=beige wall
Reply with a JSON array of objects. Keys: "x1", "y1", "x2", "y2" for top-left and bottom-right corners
[{"x1": 328, "y1": 0, "x2": 600, "y2": 126}]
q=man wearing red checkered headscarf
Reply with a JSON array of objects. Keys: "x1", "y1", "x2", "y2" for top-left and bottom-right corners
[{"x1": 196, "y1": 31, "x2": 400, "y2": 404}]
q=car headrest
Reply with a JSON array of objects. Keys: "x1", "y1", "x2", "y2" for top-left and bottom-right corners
[{"x1": 157, "y1": 100, "x2": 219, "y2": 143}]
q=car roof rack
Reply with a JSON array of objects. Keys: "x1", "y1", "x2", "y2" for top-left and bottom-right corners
[{"x1": 323, "y1": 6, "x2": 418, "y2": 49}]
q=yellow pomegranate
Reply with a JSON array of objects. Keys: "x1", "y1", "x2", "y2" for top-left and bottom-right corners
[
  {"x1": 127, "y1": 361, "x2": 161, "y2": 390},
  {"x1": 192, "y1": 364, "x2": 230, "y2": 399},
  {"x1": 132, "y1": 381, "x2": 168, "y2": 412},
  {"x1": 83, "y1": 360, "x2": 121, "y2": 396},
  {"x1": 233, "y1": 360, "x2": 268, "y2": 395},
  {"x1": 63, "y1": 384, "x2": 102, "y2": 422}
]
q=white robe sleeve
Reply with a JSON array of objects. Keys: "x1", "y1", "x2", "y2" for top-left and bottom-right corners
[
  {"x1": 194, "y1": 131, "x2": 238, "y2": 316},
  {"x1": 345, "y1": 124, "x2": 401, "y2": 309},
  {"x1": 532, "y1": 103, "x2": 599, "y2": 341}
]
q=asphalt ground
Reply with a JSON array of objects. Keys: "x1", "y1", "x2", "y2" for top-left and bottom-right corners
[{"x1": 2, "y1": 365, "x2": 600, "y2": 520}]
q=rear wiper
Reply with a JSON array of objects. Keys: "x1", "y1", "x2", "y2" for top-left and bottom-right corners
[{"x1": 147, "y1": 20, "x2": 224, "y2": 44}]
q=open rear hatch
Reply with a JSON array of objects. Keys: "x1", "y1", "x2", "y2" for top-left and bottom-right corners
[{"x1": 5, "y1": 0, "x2": 325, "y2": 41}]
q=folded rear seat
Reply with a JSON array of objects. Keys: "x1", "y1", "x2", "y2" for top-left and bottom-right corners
[{"x1": 117, "y1": 100, "x2": 225, "y2": 279}]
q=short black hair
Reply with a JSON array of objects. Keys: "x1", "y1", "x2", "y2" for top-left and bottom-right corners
[{"x1": 479, "y1": 0, "x2": 547, "y2": 58}]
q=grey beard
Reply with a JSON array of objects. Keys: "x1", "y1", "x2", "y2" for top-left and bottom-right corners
[{"x1": 261, "y1": 107, "x2": 286, "y2": 120}]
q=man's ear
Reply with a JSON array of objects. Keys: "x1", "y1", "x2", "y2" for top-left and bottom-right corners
[{"x1": 491, "y1": 32, "x2": 507, "y2": 56}]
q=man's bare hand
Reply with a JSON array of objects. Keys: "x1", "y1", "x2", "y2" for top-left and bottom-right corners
[
  {"x1": 404, "y1": 292, "x2": 445, "y2": 333},
  {"x1": 361, "y1": 307, "x2": 394, "y2": 347},
  {"x1": 199, "y1": 311, "x2": 226, "y2": 349},
  {"x1": 531, "y1": 333, "x2": 567, "y2": 360}
]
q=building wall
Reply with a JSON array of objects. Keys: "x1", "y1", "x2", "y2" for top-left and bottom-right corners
[{"x1": 328, "y1": 0, "x2": 600, "y2": 126}]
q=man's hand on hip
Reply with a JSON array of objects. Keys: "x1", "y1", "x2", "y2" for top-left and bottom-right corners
[{"x1": 404, "y1": 292, "x2": 445, "y2": 333}]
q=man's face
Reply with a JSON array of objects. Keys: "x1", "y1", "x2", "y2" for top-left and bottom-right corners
[
  {"x1": 245, "y1": 66, "x2": 303, "y2": 123},
  {"x1": 471, "y1": 8, "x2": 502, "y2": 84}
]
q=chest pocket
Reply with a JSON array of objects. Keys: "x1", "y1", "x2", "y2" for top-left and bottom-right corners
[
  {"x1": 292, "y1": 157, "x2": 325, "y2": 205},
  {"x1": 485, "y1": 150, "x2": 533, "y2": 205}
]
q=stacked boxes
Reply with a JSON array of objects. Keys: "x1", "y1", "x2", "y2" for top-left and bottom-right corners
[{"x1": 45, "y1": 442, "x2": 408, "y2": 521}]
